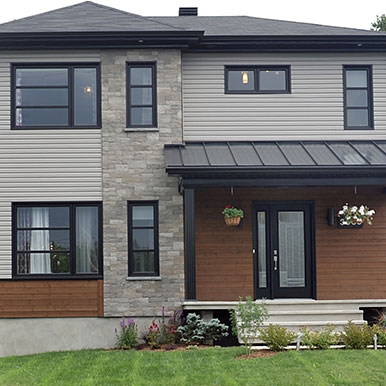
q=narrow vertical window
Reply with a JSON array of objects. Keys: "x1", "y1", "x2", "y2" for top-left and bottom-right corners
[
  {"x1": 343, "y1": 66, "x2": 373, "y2": 129},
  {"x1": 128, "y1": 201, "x2": 159, "y2": 276},
  {"x1": 127, "y1": 63, "x2": 157, "y2": 128}
]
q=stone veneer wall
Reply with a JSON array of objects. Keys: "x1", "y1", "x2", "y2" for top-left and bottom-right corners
[{"x1": 101, "y1": 49, "x2": 184, "y2": 317}]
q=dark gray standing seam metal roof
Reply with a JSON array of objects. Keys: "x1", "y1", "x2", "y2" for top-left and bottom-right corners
[{"x1": 165, "y1": 141, "x2": 386, "y2": 172}]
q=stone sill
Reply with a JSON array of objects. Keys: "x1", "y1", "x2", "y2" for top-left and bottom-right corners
[
  {"x1": 123, "y1": 128, "x2": 159, "y2": 133},
  {"x1": 126, "y1": 276, "x2": 162, "y2": 281}
]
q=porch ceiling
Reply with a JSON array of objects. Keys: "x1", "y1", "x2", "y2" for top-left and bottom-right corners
[{"x1": 164, "y1": 141, "x2": 386, "y2": 186}]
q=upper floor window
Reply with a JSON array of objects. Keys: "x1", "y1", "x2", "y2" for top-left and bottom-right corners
[
  {"x1": 343, "y1": 65, "x2": 373, "y2": 130},
  {"x1": 127, "y1": 201, "x2": 159, "y2": 277},
  {"x1": 225, "y1": 66, "x2": 290, "y2": 94},
  {"x1": 13, "y1": 203, "x2": 102, "y2": 278},
  {"x1": 126, "y1": 63, "x2": 157, "y2": 128},
  {"x1": 12, "y1": 64, "x2": 100, "y2": 129}
]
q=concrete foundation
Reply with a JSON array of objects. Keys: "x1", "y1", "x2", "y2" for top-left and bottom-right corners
[{"x1": 0, "y1": 317, "x2": 153, "y2": 358}]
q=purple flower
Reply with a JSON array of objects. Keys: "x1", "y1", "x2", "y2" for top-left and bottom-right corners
[
  {"x1": 120, "y1": 317, "x2": 127, "y2": 328},
  {"x1": 127, "y1": 318, "x2": 135, "y2": 325},
  {"x1": 115, "y1": 328, "x2": 117, "y2": 333}
]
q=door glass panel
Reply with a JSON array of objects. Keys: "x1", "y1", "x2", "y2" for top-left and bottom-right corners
[
  {"x1": 278, "y1": 211, "x2": 305, "y2": 288},
  {"x1": 257, "y1": 211, "x2": 267, "y2": 288}
]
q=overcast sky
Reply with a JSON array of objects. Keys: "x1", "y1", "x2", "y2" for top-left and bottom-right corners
[{"x1": 0, "y1": 0, "x2": 385, "y2": 31}]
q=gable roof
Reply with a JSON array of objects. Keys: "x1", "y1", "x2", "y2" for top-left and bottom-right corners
[
  {"x1": 0, "y1": 1, "x2": 185, "y2": 33},
  {"x1": 150, "y1": 16, "x2": 386, "y2": 37}
]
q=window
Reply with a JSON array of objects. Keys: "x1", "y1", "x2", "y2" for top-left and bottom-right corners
[
  {"x1": 128, "y1": 201, "x2": 159, "y2": 276},
  {"x1": 343, "y1": 65, "x2": 373, "y2": 129},
  {"x1": 12, "y1": 64, "x2": 100, "y2": 129},
  {"x1": 126, "y1": 63, "x2": 157, "y2": 127},
  {"x1": 13, "y1": 203, "x2": 102, "y2": 277},
  {"x1": 225, "y1": 66, "x2": 290, "y2": 94}
]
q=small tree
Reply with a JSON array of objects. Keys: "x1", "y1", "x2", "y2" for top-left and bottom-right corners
[
  {"x1": 229, "y1": 296, "x2": 268, "y2": 355},
  {"x1": 371, "y1": 15, "x2": 386, "y2": 31}
]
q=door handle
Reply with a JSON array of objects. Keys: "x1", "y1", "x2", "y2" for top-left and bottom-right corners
[{"x1": 273, "y1": 249, "x2": 278, "y2": 270}]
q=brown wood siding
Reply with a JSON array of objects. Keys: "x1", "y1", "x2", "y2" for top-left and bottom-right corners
[
  {"x1": 195, "y1": 187, "x2": 386, "y2": 301},
  {"x1": 0, "y1": 280, "x2": 103, "y2": 317}
]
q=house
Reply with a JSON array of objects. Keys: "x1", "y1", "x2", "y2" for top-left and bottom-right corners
[{"x1": 0, "y1": 1, "x2": 386, "y2": 356}]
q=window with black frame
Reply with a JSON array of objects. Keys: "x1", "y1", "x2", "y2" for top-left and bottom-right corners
[
  {"x1": 126, "y1": 63, "x2": 157, "y2": 127},
  {"x1": 343, "y1": 65, "x2": 373, "y2": 129},
  {"x1": 225, "y1": 66, "x2": 290, "y2": 94},
  {"x1": 12, "y1": 64, "x2": 100, "y2": 129},
  {"x1": 128, "y1": 201, "x2": 159, "y2": 276},
  {"x1": 13, "y1": 203, "x2": 102, "y2": 277}
]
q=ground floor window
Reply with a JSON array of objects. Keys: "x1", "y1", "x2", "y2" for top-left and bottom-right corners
[
  {"x1": 127, "y1": 201, "x2": 159, "y2": 276},
  {"x1": 13, "y1": 202, "x2": 102, "y2": 278}
]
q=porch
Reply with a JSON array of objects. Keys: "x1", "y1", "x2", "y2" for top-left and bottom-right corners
[{"x1": 165, "y1": 141, "x2": 386, "y2": 329}]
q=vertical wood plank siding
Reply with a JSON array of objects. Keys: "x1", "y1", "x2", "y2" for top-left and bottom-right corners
[
  {"x1": 0, "y1": 280, "x2": 103, "y2": 317},
  {"x1": 0, "y1": 51, "x2": 102, "y2": 279},
  {"x1": 195, "y1": 187, "x2": 386, "y2": 301},
  {"x1": 182, "y1": 52, "x2": 386, "y2": 141}
]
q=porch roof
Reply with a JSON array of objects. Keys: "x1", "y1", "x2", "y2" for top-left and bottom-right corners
[{"x1": 164, "y1": 140, "x2": 386, "y2": 187}]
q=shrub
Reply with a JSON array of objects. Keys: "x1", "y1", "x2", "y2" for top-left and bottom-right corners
[
  {"x1": 177, "y1": 313, "x2": 228, "y2": 344},
  {"x1": 229, "y1": 296, "x2": 268, "y2": 355},
  {"x1": 301, "y1": 326, "x2": 337, "y2": 350},
  {"x1": 258, "y1": 324, "x2": 296, "y2": 351},
  {"x1": 142, "y1": 307, "x2": 183, "y2": 348},
  {"x1": 115, "y1": 317, "x2": 138, "y2": 349},
  {"x1": 377, "y1": 328, "x2": 386, "y2": 346},
  {"x1": 340, "y1": 321, "x2": 377, "y2": 349}
]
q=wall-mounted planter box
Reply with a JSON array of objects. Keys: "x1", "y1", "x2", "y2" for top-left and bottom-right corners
[{"x1": 337, "y1": 217, "x2": 363, "y2": 229}]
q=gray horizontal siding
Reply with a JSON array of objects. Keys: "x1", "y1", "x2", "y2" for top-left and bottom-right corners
[
  {"x1": 182, "y1": 53, "x2": 386, "y2": 141},
  {"x1": 0, "y1": 51, "x2": 102, "y2": 279}
]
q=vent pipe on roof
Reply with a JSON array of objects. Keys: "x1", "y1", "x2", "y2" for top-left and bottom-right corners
[{"x1": 179, "y1": 7, "x2": 198, "y2": 16}]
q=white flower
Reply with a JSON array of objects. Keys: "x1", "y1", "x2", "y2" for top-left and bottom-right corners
[
  {"x1": 351, "y1": 206, "x2": 358, "y2": 213},
  {"x1": 359, "y1": 206, "x2": 365, "y2": 215},
  {"x1": 338, "y1": 210, "x2": 344, "y2": 215}
]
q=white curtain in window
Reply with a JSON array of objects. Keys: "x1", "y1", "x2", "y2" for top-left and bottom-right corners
[
  {"x1": 76, "y1": 207, "x2": 98, "y2": 273},
  {"x1": 30, "y1": 207, "x2": 50, "y2": 273}
]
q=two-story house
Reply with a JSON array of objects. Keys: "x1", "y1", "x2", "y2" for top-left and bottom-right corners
[{"x1": 1, "y1": 1, "x2": 386, "y2": 357}]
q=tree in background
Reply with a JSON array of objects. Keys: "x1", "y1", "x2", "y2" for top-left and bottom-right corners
[{"x1": 371, "y1": 15, "x2": 386, "y2": 31}]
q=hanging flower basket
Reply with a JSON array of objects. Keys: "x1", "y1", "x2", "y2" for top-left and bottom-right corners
[
  {"x1": 337, "y1": 203, "x2": 375, "y2": 228},
  {"x1": 222, "y1": 205, "x2": 244, "y2": 227}
]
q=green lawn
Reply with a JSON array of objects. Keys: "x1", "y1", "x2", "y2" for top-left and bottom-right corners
[{"x1": 0, "y1": 347, "x2": 385, "y2": 386}]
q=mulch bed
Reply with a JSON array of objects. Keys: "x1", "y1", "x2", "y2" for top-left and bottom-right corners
[
  {"x1": 235, "y1": 350, "x2": 278, "y2": 360},
  {"x1": 107, "y1": 343, "x2": 211, "y2": 352}
]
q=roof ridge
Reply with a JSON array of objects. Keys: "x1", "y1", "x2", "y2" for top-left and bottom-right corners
[{"x1": 88, "y1": 1, "x2": 188, "y2": 31}]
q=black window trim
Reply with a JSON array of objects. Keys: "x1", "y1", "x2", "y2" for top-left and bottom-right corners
[
  {"x1": 343, "y1": 64, "x2": 374, "y2": 130},
  {"x1": 224, "y1": 65, "x2": 291, "y2": 94},
  {"x1": 127, "y1": 200, "x2": 159, "y2": 277},
  {"x1": 11, "y1": 62, "x2": 102, "y2": 130},
  {"x1": 11, "y1": 201, "x2": 103, "y2": 280},
  {"x1": 126, "y1": 62, "x2": 157, "y2": 128}
]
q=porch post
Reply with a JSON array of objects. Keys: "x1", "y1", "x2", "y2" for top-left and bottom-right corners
[{"x1": 184, "y1": 187, "x2": 196, "y2": 300}]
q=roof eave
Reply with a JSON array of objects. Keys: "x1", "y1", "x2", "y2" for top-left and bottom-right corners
[{"x1": 0, "y1": 30, "x2": 204, "y2": 50}]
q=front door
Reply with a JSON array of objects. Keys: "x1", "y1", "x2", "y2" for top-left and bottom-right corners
[{"x1": 253, "y1": 201, "x2": 314, "y2": 299}]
